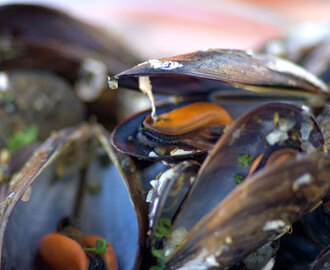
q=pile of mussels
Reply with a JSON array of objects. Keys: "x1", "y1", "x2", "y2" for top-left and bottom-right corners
[{"x1": 0, "y1": 3, "x2": 330, "y2": 270}]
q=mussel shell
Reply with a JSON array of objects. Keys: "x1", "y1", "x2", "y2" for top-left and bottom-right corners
[
  {"x1": 172, "y1": 102, "x2": 325, "y2": 233},
  {"x1": 2, "y1": 163, "x2": 137, "y2": 270},
  {"x1": 111, "y1": 99, "x2": 276, "y2": 161},
  {"x1": 111, "y1": 49, "x2": 328, "y2": 96},
  {"x1": 0, "y1": 125, "x2": 140, "y2": 270},
  {"x1": 148, "y1": 161, "x2": 200, "y2": 247},
  {"x1": 165, "y1": 154, "x2": 330, "y2": 268}
]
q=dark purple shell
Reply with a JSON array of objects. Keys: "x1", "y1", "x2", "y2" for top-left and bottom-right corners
[
  {"x1": 111, "y1": 49, "x2": 328, "y2": 96},
  {"x1": 172, "y1": 102, "x2": 325, "y2": 233}
]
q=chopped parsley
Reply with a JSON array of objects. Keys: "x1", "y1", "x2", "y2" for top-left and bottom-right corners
[
  {"x1": 151, "y1": 249, "x2": 163, "y2": 259},
  {"x1": 234, "y1": 174, "x2": 244, "y2": 185},
  {"x1": 238, "y1": 154, "x2": 253, "y2": 167},
  {"x1": 7, "y1": 125, "x2": 38, "y2": 152},
  {"x1": 154, "y1": 218, "x2": 172, "y2": 240},
  {"x1": 83, "y1": 239, "x2": 107, "y2": 255}
]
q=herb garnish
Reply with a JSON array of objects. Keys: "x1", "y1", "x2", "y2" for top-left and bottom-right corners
[
  {"x1": 7, "y1": 125, "x2": 38, "y2": 152},
  {"x1": 234, "y1": 174, "x2": 244, "y2": 184},
  {"x1": 155, "y1": 218, "x2": 172, "y2": 240},
  {"x1": 83, "y1": 239, "x2": 108, "y2": 255},
  {"x1": 151, "y1": 249, "x2": 163, "y2": 259},
  {"x1": 238, "y1": 154, "x2": 253, "y2": 167}
]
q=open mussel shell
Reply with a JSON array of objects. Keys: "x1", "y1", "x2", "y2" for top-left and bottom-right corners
[
  {"x1": 111, "y1": 101, "x2": 224, "y2": 161},
  {"x1": 164, "y1": 154, "x2": 330, "y2": 269},
  {"x1": 111, "y1": 100, "x2": 252, "y2": 161},
  {"x1": 110, "y1": 49, "x2": 329, "y2": 97},
  {"x1": 0, "y1": 124, "x2": 145, "y2": 269},
  {"x1": 171, "y1": 102, "x2": 325, "y2": 234}
]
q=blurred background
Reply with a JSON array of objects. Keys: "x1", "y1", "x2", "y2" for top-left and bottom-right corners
[
  {"x1": 0, "y1": 1, "x2": 329, "y2": 269},
  {"x1": 1, "y1": 0, "x2": 330, "y2": 59}
]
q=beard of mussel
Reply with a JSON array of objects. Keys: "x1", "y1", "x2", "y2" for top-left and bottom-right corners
[{"x1": 136, "y1": 102, "x2": 233, "y2": 155}]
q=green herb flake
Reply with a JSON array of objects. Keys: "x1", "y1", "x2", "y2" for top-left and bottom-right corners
[
  {"x1": 7, "y1": 125, "x2": 38, "y2": 152},
  {"x1": 234, "y1": 174, "x2": 244, "y2": 185},
  {"x1": 150, "y1": 264, "x2": 166, "y2": 270},
  {"x1": 83, "y1": 239, "x2": 108, "y2": 255},
  {"x1": 238, "y1": 154, "x2": 253, "y2": 167},
  {"x1": 154, "y1": 218, "x2": 172, "y2": 240},
  {"x1": 151, "y1": 249, "x2": 163, "y2": 259}
]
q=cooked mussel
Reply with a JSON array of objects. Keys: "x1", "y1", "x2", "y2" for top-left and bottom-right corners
[
  {"x1": 171, "y1": 102, "x2": 325, "y2": 232},
  {"x1": 0, "y1": 124, "x2": 143, "y2": 270},
  {"x1": 141, "y1": 103, "x2": 329, "y2": 269},
  {"x1": 110, "y1": 48, "x2": 329, "y2": 161},
  {"x1": 38, "y1": 217, "x2": 118, "y2": 270},
  {"x1": 107, "y1": 48, "x2": 330, "y2": 268},
  {"x1": 112, "y1": 101, "x2": 233, "y2": 160}
]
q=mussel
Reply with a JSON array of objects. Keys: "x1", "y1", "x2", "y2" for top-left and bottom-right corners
[
  {"x1": 107, "y1": 48, "x2": 330, "y2": 269},
  {"x1": 110, "y1": 48, "x2": 329, "y2": 161},
  {"x1": 39, "y1": 217, "x2": 118, "y2": 270},
  {"x1": 1, "y1": 25, "x2": 330, "y2": 269},
  {"x1": 0, "y1": 4, "x2": 146, "y2": 270},
  {"x1": 0, "y1": 124, "x2": 143, "y2": 270}
]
